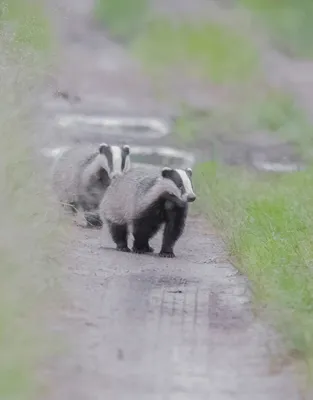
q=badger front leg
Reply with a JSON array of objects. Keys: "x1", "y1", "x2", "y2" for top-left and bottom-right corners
[
  {"x1": 159, "y1": 206, "x2": 187, "y2": 258},
  {"x1": 107, "y1": 220, "x2": 130, "y2": 252},
  {"x1": 132, "y1": 209, "x2": 163, "y2": 254},
  {"x1": 132, "y1": 220, "x2": 160, "y2": 254}
]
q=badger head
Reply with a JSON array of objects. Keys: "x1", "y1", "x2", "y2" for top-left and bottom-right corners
[
  {"x1": 99, "y1": 143, "x2": 131, "y2": 179},
  {"x1": 161, "y1": 167, "x2": 196, "y2": 204}
]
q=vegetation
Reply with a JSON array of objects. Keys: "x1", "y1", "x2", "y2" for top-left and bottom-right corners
[
  {"x1": 94, "y1": 0, "x2": 148, "y2": 40},
  {"x1": 174, "y1": 89, "x2": 313, "y2": 159},
  {"x1": 238, "y1": 0, "x2": 313, "y2": 58},
  {"x1": 95, "y1": 0, "x2": 259, "y2": 83},
  {"x1": 193, "y1": 162, "x2": 313, "y2": 373},
  {"x1": 132, "y1": 19, "x2": 259, "y2": 84},
  {"x1": 0, "y1": 1, "x2": 64, "y2": 399}
]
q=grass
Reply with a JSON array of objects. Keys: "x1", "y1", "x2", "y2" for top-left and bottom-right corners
[
  {"x1": 132, "y1": 18, "x2": 260, "y2": 84},
  {"x1": 0, "y1": 1, "x2": 64, "y2": 399},
  {"x1": 194, "y1": 162, "x2": 313, "y2": 374},
  {"x1": 94, "y1": 0, "x2": 148, "y2": 40},
  {"x1": 238, "y1": 0, "x2": 313, "y2": 58},
  {"x1": 173, "y1": 88, "x2": 313, "y2": 162},
  {"x1": 94, "y1": 0, "x2": 259, "y2": 84},
  {"x1": 250, "y1": 90, "x2": 313, "y2": 156}
]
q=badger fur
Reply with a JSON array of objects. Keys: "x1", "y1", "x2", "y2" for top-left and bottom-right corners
[
  {"x1": 99, "y1": 165, "x2": 196, "y2": 257},
  {"x1": 51, "y1": 142, "x2": 131, "y2": 227}
]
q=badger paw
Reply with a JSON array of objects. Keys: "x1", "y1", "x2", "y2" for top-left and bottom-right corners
[
  {"x1": 116, "y1": 245, "x2": 131, "y2": 253},
  {"x1": 159, "y1": 250, "x2": 175, "y2": 258},
  {"x1": 85, "y1": 213, "x2": 103, "y2": 229},
  {"x1": 132, "y1": 245, "x2": 154, "y2": 254}
]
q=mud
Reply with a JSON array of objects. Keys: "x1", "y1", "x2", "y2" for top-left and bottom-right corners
[
  {"x1": 43, "y1": 221, "x2": 301, "y2": 400},
  {"x1": 41, "y1": 0, "x2": 303, "y2": 398}
]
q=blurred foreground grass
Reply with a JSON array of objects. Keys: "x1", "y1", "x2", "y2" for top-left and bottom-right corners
[{"x1": 0, "y1": 1, "x2": 64, "y2": 399}]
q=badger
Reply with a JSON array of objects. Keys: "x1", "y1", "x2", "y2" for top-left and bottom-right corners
[
  {"x1": 51, "y1": 142, "x2": 131, "y2": 227},
  {"x1": 99, "y1": 165, "x2": 196, "y2": 257}
]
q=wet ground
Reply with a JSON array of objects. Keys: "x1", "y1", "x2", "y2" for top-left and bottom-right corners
[
  {"x1": 43, "y1": 222, "x2": 301, "y2": 400},
  {"x1": 40, "y1": 0, "x2": 303, "y2": 398}
]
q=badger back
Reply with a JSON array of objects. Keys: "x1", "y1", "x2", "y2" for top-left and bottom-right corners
[
  {"x1": 99, "y1": 168, "x2": 144, "y2": 224},
  {"x1": 100, "y1": 167, "x2": 185, "y2": 224},
  {"x1": 51, "y1": 145, "x2": 98, "y2": 203}
]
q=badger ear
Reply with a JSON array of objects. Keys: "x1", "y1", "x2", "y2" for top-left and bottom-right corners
[
  {"x1": 162, "y1": 167, "x2": 172, "y2": 179},
  {"x1": 186, "y1": 167, "x2": 192, "y2": 178},
  {"x1": 99, "y1": 143, "x2": 109, "y2": 154},
  {"x1": 122, "y1": 144, "x2": 130, "y2": 155}
]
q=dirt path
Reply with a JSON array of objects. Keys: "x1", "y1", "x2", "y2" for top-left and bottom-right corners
[
  {"x1": 41, "y1": 0, "x2": 302, "y2": 398},
  {"x1": 44, "y1": 220, "x2": 301, "y2": 399}
]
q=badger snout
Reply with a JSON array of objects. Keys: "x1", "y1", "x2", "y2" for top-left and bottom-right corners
[
  {"x1": 111, "y1": 171, "x2": 122, "y2": 179},
  {"x1": 187, "y1": 194, "x2": 196, "y2": 202}
]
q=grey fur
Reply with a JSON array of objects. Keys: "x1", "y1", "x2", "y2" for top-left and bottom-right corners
[
  {"x1": 99, "y1": 166, "x2": 186, "y2": 225},
  {"x1": 51, "y1": 143, "x2": 131, "y2": 226}
]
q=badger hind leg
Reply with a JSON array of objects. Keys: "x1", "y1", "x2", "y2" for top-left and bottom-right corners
[
  {"x1": 84, "y1": 211, "x2": 103, "y2": 229},
  {"x1": 107, "y1": 221, "x2": 130, "y2": 252}
]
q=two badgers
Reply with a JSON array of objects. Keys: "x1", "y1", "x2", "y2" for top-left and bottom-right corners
[
  {"x1": 99, "y1": 166, "x2": 196, "y2": 258},
  {"x1": 51, "y1": 142, "x2": 131, "y2": 227}
]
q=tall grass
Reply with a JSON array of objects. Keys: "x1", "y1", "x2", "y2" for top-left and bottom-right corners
[{"x1": 0, "y1": 1, "x2": 65, "y2": 399}]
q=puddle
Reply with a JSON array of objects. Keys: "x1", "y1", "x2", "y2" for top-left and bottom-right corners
[
  {"x1": 130, "y1": 146, "x2": 194, "y2": 169},
  {"x1": 54, "y1": 114, "x2": 170, "y2": 139},
  {"x1": 253, "y1": 161, "x2": 304, "y2": 173},
  {"x1": 41, "y1": 147, "x2": 69, "y2": 158},
  {"x1": 41, "y1": 145, "x2": 195, "y2": 169},
  {"x1": 42, "y1": 146, "x2": 304, "y2": 173}
]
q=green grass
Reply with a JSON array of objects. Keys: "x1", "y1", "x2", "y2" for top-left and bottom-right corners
[
  {"x1": 94, "y1": 0, "x2": 148, "y2": 40},
  {"x1": 173, "y1": 89, "x2": 313, "y2": 163},
  {"x1": 250, "y1": 90, "x2": 313, "y2": 155},
  {"x1": 132, "y1": 18, "x2": 260, "y2": 84},
  {"x1": 0, "y1": 1, "x2": 64, "y2": 399},
  {"x1": 194, "y1": 161, "x2": 313, "y2": 373},
  {"x1": 94, "y1": 0, "x2": 259, "y2": 84},
  {"x1": 238, "y1": 0, "x2": 313, "y2": 58}
]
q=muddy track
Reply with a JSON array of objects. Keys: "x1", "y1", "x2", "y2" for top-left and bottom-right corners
[
  {"x1": 44, "y1": 221, "x2": 300, "y2": 399},
  {"x1": 42, "y1": 0, "x2": 301, "y2": 398}
]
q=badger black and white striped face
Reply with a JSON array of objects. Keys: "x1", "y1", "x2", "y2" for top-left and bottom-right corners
[
  {"x1": 99, "y1": 143, "x2": 131, "y2": 179},
  {"x1": 161, "y1": 167, "x2": 196, "y2": 203}
]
